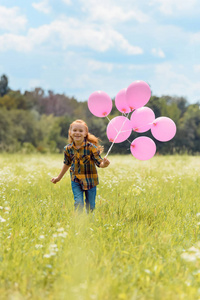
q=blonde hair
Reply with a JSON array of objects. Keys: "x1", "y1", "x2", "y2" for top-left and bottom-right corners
[{"x1": 68, "y1": 119, "x2": 104, "y2": 153}]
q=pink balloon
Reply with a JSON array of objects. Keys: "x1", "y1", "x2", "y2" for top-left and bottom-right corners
[
  {"x1": 107, "y1": 116, "x2": 132, "y2": 143},
  {"x1": 88, "y1": 91, "x2": 112, "y2": 117},
  {"x1": 130, "y1": 136, "x2": 156, "y2": 161},
  {"x1": 130, "y1": 107, "x2": 155, "y2": 133},
  {"x1": 115, "y1": 89, "x2": 131, "y2": 114},
  {"x1": 151, "y1": 117, "x2": 176, "y2": 142},
  {"x1": 126, "y1": 81, "x2": 151, "y2": 110}
]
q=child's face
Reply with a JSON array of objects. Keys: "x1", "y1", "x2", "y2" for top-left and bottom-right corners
[{"x1": 70, "y1": 123, "x2": 87, "y2": 145}]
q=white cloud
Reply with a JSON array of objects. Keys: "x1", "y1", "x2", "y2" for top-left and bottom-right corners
[
  {"x1": 152, "y1": 63, "x2": 200, "y2": 101},
  {"x1": 0, "y1": 18, "x2": 143, "y2": 55},
  {"x1": 194, "y1": 65, "x2": 200, "y2": 73},
  {"x1": 151, "y1": 48, "x2": 165, "y2": 58},
  {"x1": 28, "y1": 79, "x2": 42, "y2": 89},
  {"x1": 0, "y1": 6, "x2": 27, "y2": 33},
  {"x1": 190, "y1": 32, "x2": 200, "y2": 44},
  {"x1": 0, "y1": 34, "x2": 31, "y2": 51},
  {"x1": 32, "y1": 0, "x2": 51, "y2": 14},
  {"x1": 80, "y1": 0, "x2": 149, "y2": 24},
  {"x1": 1, "y1": 0, "x2": 199, "y2": 103},
  {"x1": 88, "y1": 60, "x2": 114, "y2": 72},
  {"x1": 60, "y1": 52, "x2": 152, "y2": 99},
  {"x1": 55, "y1": 18, "x2": 143, "y2": 54},
  {"x1": 62, "y1": 58, "x2": 200, "y2": 101},
  {"x1": 150, "y1": 0, "x2": 198, "y2": 15},
  {"x1": 0, "y1": 23, "x2": 53, "y2": 52},
  {"x1": 62, "y1": 0, "x2": 72, "y2": 4},
  {"x1": 154, "y1": 63, "x2": 189, "y2": 91}
]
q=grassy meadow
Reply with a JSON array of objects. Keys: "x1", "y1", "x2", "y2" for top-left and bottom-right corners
[{"x1": 1, "y1": 153, "x2": 200, "y2": 300}]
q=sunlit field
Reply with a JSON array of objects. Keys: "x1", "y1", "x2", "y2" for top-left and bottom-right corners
[{"x1": 1, "y1": 154, "x2": 200, "y2": 300}]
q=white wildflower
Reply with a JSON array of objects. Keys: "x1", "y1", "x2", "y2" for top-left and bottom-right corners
[
  {"x1": 195, "y1": 252, "x2": 200, "y2": 259},
  {"x1": 181, "y1": 253, "x2": 196, "y2": 262},
  {"x1": 49, "y1": 244, "x2": 58, "y2": 254},
  {"x1": 46, "y1": 264, "x2": 52, "y2": 268},
  {"x1": 49, "y1": 244, "x2": 57, "y2": 248},
  {"x1": 0, "y1": 216, "x2": 6, "y2": 222},
  {"x1": 35, "y1": 244, "x2": 43, "y2": 249},
  {"x1": 188, "y1": 246, "x2": 199, "y2": 252},
  {"x1": 39, "y1": 235, "x2": 45, "y2": 239},
  {"x1": 57, "y1": 227, "x2": 64, "y2": 232},
  {"x1": 58, "y1": 232, "x2": 68, "y2": 238}
]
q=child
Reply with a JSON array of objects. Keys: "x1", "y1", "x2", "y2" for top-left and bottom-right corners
[{"x1": 51, "y1": 119, "x2": 110, "y2": 212}]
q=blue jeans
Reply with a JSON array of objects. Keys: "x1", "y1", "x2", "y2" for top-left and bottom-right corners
[{"x1": 71, "y1": 181, "x2": 96, "y2": 212}]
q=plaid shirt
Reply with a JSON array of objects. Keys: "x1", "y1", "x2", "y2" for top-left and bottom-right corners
[{"x1": 63, "y1": 140, "x2": 103, "y2": 190}]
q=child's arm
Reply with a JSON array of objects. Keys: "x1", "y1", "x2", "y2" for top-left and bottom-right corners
[
  {"x1": 100, "y1": 157, "x2": 110, "y2": 168},
  {"x1": 51, "y1": 164, "x2": 70, "y2": 184},
  {"x1": 90, "y1": 145, "x2": 110, "y2": 168}
]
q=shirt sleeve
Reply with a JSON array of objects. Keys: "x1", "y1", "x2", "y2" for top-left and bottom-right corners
[
  {"x1": 63, "y1": 146, "x2": 72, "y2": 166},
  {"x1": 90, "y1": 145, "x2": 103, "y2": 167}
]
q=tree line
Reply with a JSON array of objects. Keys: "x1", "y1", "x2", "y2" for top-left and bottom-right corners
[{"x1": 0, "y1": 74, "x2": 200, "y2": 155}]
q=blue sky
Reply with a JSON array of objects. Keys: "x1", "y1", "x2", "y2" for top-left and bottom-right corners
[{"x1": 0, "y1": 0, "x2": 200, "y2": 103}]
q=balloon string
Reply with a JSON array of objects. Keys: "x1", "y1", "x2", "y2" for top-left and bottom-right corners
[
  {"x1": 106, "y1": 116, "x2": 119, "y2": 133},
  {"x1": 107, "y1": 120, "x2": 155, "y2": 134},
  {"x1": 106, "y1": 114, "x2": 130, "y2": 134},
  {"x1": 105, "y1": 114, "x2": 154, "y2": 157},
  {"x1": 132, "y1": 121, "x2": 154, "y2": 131},
  {"x1": 105, "y1": 114, "x2": 129, "y2": 158},
  {"x1": 106, "y1": 116, "x2": 111, "y2": 122}
]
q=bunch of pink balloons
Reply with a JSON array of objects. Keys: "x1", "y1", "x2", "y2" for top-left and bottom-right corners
[{"x1": 88, "y1": 81, "x2": 176, "y2": 160}]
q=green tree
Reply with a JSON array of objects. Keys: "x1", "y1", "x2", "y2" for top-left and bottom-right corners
[
  {"x1": 0, "y1": 91, "x2": 28, "y2": 110},
  {"x1": 177, "y1": 104, "x2": 200, "y2": 153},
  {"x1": 0, "y1": 74, "x2": 10, "y2": 97},
  {"x1": 0, "y1": 109, "x2": 17, "y2": 151}
]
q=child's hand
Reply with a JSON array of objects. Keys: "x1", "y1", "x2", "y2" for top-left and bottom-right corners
[
  {"x1": 51, "y1": 177, "x2": 60, "y2": 184},
  {"x1": 100, "y1": 158, "x2": 110, "y2": 168}
]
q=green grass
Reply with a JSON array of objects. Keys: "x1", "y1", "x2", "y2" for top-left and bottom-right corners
[{"x1": 1, "y1": 154, "x2": 200, "y2": 299}]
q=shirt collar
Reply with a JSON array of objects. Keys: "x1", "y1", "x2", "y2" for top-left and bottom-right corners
[{"x1": 72, "y1": 139, "x2": 87, "y2": 149}]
